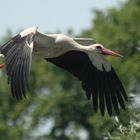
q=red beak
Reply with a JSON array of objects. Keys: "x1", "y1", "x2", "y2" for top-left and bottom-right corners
[{"x1": 101, "y1": 48, "x2": 123, "y2": 57}]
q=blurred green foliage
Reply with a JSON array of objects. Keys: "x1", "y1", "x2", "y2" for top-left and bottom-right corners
[{"x1": 0, "y1": 0, "x2": 140, "y2": 139}]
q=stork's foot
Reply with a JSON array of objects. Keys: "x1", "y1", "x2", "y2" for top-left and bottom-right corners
[{"x1": 0, "y1": 63, "x2": 6, "y2": 69}]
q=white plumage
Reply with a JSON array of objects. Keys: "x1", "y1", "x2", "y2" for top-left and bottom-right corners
[{"x1": 0, "y1": 27, "x2": 128, "y2": 116}]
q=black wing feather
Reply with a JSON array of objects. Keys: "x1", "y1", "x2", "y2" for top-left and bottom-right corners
[
  {"x1": 91, "y1": 71, "x2": 99, "y2": 113},
  {"x1": 111, "y1": 67, "x2": 128, "y2": 101},
  {"x1": 108, "y1": 74, "x2": 119, "y2": 115},
  {"x1": 0, "y1": 33, "x2": 34, "y2": 99},
  {"x1": 99, "y1": 72, "x2": 105, "y2": 116},
  {"x1": 47, "y1": 50, "x2": 127, "y2": 116},
  {"x1": 110, "y1": 71, "x2": 125, "y2": 110},
  {"x1": 104, "y1": 74, "x2": 112, "y2": 116}
]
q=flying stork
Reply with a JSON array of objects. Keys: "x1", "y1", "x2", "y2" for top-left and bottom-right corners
[{"x1": 0, "y1": 27, "x2": 128, "y2": 116}]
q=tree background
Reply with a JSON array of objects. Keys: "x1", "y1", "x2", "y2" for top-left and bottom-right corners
[{"x1": 0, "y1": 0, "x2": 140, "y2": 139}]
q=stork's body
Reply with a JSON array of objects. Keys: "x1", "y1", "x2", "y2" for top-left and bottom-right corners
[
  {"x1": 0, "y1": 27, "x2": 128, "y2": 116},
  {"x1": 33, "y1": 32, "x2": 112, "y2": 72},
  {"x1": 34, "y1": 33, "x2": 81, "y2": 58}
]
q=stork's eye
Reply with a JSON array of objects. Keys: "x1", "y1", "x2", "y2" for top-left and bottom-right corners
[{"x1": 96, "y1": 46, "x2": 102, "y2": 50}]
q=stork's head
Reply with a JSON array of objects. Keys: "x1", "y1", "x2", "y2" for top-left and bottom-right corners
[
  {"x1": 90, "y1": 44, "x2": 123, "y2": 57},
  {"x1": 87, "y1": 44, "x2": 123, "y2": 72}
]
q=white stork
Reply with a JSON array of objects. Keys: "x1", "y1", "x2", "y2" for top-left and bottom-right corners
[{"x1": 0, "y1": 27, "x2": 128, "y2": 116}]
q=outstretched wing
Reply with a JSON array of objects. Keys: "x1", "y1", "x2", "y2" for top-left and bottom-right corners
[
  {"x1": 0, "y1": 27, "x2": 37, "y2": 99},
  {"x1": 46, "y1": 50, "x2": 128, "y2": 116}
]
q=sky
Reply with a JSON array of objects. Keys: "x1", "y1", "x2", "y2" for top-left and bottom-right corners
[{"x1": 0, "y1": 0, "x2": 125, "y2": 37}]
